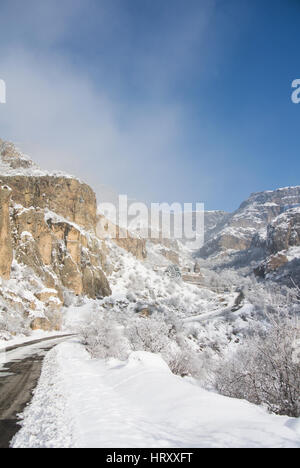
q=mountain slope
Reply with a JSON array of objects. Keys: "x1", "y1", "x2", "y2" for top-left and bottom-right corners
[
  {"x1": 197, "y1": 186, "x2": 300, "y2": 259},
  {"x1": 254, "y1": 207, "x2": 300, "y2": 285}
]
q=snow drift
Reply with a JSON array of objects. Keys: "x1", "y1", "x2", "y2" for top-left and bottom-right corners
[{"x1": 12, "y1": 340, "x2": 300, "y2": 448}]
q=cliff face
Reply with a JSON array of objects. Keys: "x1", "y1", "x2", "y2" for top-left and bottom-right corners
[
  {"x1": 254, "y1": 207, "x2": 300, "y2": 283},
  {"x1": 0, "y1": 139, "x2": 111, "y2": 332},
  {"x1": 11, "y1": 206, "x2": 111, "y2": 299},
  {"x1": 266, "y1": 207, "x2": 300, "y2": 255},
  {"x1": 97, "y1": 214, "x2": 147, "y2": 261},
  {"x1": 0, "y1": 183, "x2": 13, "y2": 279},
  {"x1": 198, "y1": 187, "x2": 300, "y2": 259},
  {"x1": 203, "y1": 211, "x2": 229, "y2": 241},
  {"x1": 0, "y1": 176, "x2": 97, "y2": 231}
]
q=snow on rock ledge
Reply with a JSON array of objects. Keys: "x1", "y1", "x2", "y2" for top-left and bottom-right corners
[{"x1": 0, "y1": 138, "x2": 111, "y2": 333}]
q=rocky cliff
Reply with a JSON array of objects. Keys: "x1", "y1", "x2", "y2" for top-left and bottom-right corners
[
  {"x1": 0, "y1": 183, "x2": 13, "y2": 279},
  {"x1": 97, "y1": 214, "x2": 147, "y2": 261},
  {"x1": 203, "y1": 211, "x2": 230, "y2": 241},
  {"x1": 266, "y1": 207, "x2": 300, "y2": 254},
  {"x1": 197, "y1": 187, "x2": 300, "y2": 259},
  {"x1": 0, "y1": 139, "x2": 112, "y2": 333},
  {"x1": 254, "y1": 207, "x2": 300, "y2": 284}
]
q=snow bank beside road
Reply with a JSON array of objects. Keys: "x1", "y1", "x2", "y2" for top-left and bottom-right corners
[
  {"x1": 11, "y1": 343, "x2": 76, "y2": 448},
  {"x1": 12, "y1": 340, "x2": 300, "y2": 448}
]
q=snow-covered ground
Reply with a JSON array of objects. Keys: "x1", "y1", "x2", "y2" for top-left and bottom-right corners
[
  {"x1": 103, "y1": 240, "x2": 221, "y2": 319},
  {"x1": 12, "y1": 340, "x2": 300, "y2": 448}
]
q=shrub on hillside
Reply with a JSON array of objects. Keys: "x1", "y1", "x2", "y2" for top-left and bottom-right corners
[
  {"x1": 215, "y1": 313, "x2": 300, "y2": 417},
  {"x1": 80, "y1": 311, "x2": 129, "y2": 360}
]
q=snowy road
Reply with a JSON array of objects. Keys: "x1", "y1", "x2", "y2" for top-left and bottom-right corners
[
  {"x1": 184, "y1": 293, "x2": 244, "y2": 324},
  {"x1": 0, "y1": 335, "x2": 72, "y2": 448}
]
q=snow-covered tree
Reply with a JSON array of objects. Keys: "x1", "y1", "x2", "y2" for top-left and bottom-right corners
[{"x1": 215, "y1": 312, "x2": 300, "y2": 417}]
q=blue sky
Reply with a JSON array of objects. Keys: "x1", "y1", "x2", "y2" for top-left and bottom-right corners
[{"x1": 0, "y1": 0, "x2": 299, "y2": 212}]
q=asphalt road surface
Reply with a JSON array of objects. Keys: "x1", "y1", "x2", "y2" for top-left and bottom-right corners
[{"x1": 0, "y1": 335, "x2": 72, "y2": 448}]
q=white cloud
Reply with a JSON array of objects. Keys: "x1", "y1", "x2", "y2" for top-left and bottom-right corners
[
  {"x1": 0, "y1": 48, "x2": 187, "y2": 200},
  {"x1": 0, "y1": 0, "x2": 220, "y2": 206}
]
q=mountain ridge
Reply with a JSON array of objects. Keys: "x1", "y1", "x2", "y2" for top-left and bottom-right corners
[{"x1": 197, "y1": 186, "x2": 300, "y2": 259}]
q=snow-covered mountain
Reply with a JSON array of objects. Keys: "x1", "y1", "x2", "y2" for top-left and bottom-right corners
[
  {"x1": 0, "y1": 138, "x2": 299, "y2": 449},
  {"x1": 197, "y1": 186, "x2": 300, "y2": 259},
  {"x1": 204, "y1": 210, "x2": 230, "y2": 239},
  {"x1": 254, "y1": 206, "x2": 300, "y2": 285}
]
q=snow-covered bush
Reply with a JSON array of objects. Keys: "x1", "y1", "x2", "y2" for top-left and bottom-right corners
[
  {"x1": 80, "y1": 311, "x2": 129, "y2": 360},
  {"x1": 166, "y1": 347, "x2": 200, "y2": 378},
  {"x1": 0, "y1": 307, "x2": 30, "y2": 338},
  {"x1": 126, "y1": 314, "x2": 173, "y2": 354},
  {"x1": 124, "y1": 313, "x2": 200, "y2": 377},
  {"x1": 244, "y1": 282, "x2": 299, "y2": 317},
  {"x1": 215, "y1": 313, "x2": 300, "y2": 417},
  {"x1": 78, "y1": 305, "x2": 204, "y2": 379}
]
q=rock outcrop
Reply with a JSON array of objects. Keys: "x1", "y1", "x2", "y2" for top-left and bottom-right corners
[
  {"x1": 266, "y1": 208, "x2": 300, "y2": 255},
  {"x1": 0, "y1": 139, "x2": 112, "y2": 332},
  {"x1": 0, "y1": 138, "x2": 97, "y2": 230},
  {"x1": 197, "y1": 187, "x2": 300, "y2": 258},
  {"x1": 148, "y1": 236, "x2": 180, "y2": 265},
  {"x1": 0, "y1": 183, "x2": 13, "y2": 279},
  {"x1": 11, "y1": 207, "x2": 111, "y2": 299},
  {"x1": 1, "y1": 175, "x2": 97, "y2": 231},
  {"x1": 203, "y1": 211, "x2": 230, "y2": 240},
  {"x1": 254, "y1": 207, "x2": 300, "y2": 282},
  {"x1": 97, "y1": 214, "x2": 147, "y2": 260}
]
